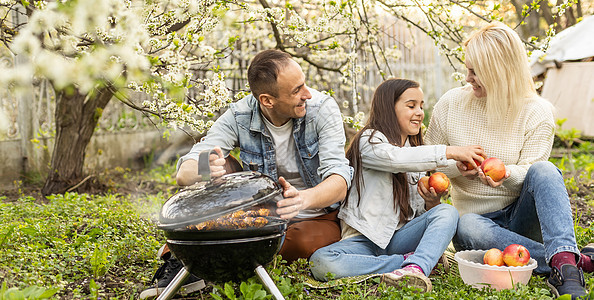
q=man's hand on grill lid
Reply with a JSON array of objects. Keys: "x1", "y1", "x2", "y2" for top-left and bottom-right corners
[
  {"x1": 209, "y1": 147, "x2": 227, "y2": 178},
  {"x1": 276, "y1": 176, "x2": 302, "y2": 220}
]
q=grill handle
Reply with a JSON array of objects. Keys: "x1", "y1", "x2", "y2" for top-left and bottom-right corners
[
  {"x1": 198, "y1": 149, "x2": 216, "y2": 181},
  {"x1": 255, "y1": 265, "x2": 285, "y2": 300},
  {"x1": 248, "y1": 162, "x2": 259, "y2": 172}
]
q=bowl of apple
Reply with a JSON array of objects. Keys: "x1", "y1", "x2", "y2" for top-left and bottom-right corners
[{"x1": 454, "y1": 244, "x2": 538, "y2": 290}]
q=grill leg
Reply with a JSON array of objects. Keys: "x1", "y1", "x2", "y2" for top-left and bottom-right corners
[
  {"x1": 156, "y1": 266, "x2": 190, "y2": 300},
  {"x1": 255, "y1": 265, "x2": 285, "y2": 300}
]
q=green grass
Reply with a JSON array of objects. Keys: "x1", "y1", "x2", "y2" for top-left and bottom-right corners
[
  {"x1": 0, "y1": 155, "x2": 593, "y2": 299},
  {"x1": 0, "y1": 192, "x2": 167, "y2": 299}
]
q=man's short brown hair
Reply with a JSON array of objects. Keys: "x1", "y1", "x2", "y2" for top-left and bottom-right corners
[{"x1": 247, "y1": 49, "x2": 293, "y2": 99}]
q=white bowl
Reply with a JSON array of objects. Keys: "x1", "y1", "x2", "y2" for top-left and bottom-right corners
[{"x1": 454, "y1": 250, "x2": 538, "y2": 290}]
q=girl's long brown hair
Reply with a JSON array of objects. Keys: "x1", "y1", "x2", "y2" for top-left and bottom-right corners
[{"x1": 345, "y1": 79, "x2": 423, "y2": 224}]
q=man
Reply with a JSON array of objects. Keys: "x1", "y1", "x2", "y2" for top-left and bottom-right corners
[{"x1": 140, "y1": 49, "x2": 352, "y2": 299}]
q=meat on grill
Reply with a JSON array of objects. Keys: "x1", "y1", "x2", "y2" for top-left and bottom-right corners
[{"x1": 187, "y1": 208, "x2": 271, "y2": 230}]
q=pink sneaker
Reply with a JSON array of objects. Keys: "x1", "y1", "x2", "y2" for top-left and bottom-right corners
[
  {"x1": 381, "y1": 265, "x2": 432, "y2": 292},
  {"x1": 403, "y1": 251, "x2": 414, "y2": 260}
]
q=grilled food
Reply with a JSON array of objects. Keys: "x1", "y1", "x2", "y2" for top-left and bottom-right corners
[{"x1": 187, "y1": 208, "x2": 271, "y2": 230}]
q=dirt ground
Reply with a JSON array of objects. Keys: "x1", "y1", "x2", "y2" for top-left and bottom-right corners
[{"x1": 570, "y1": 176, "x2": 594, "y2": 227}]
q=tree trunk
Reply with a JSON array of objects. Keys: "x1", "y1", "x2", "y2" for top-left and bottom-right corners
[{"x1": 42, "y1": 86, "x2": 113, "y2": 196}]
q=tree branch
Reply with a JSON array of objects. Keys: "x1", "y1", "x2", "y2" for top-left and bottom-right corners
[
  {"x1": 258, "y1": 0, "x2": 285, "y2": 51},
  {"x1": 357, "y1": 1, "x2": 392, "y2": 78}
]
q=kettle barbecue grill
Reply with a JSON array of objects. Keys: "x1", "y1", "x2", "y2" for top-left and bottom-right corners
[{"x1": 155, "y1": 150, "x2": 287, "y2": 299}]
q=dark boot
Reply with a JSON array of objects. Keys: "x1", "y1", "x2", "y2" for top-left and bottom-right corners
[
  {"x1": 139, "y1": 257, "x2": 205, "y2": 299},
  {"x1": 546, "y1": 264, "x2": 589, "y2": 299}
]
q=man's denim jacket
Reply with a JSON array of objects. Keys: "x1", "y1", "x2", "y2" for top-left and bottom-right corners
[{"x1": 177, "y1": 88, "x2": 353, "y2": 192}]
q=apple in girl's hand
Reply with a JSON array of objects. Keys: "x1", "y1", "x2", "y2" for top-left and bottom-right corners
[
  {"x1": 483, "y1": 248, "x2": 505, "y2": 266},
  {"x1": 428, "y1": 172, "x2": 450, "y2": 194},
  {"x1": 481, "y1": 157, "x2": 506, "y2": 182},
  {"x1": 419, "y1": 176, "x2": 430, "y2": 190},
  {"x1": 420, "y1": 173, "x2": 450, "y2": 194},
  {"x1": 502, "y1": 244, "x2": 531, "y2": 267},
  {"x1": 463, "y1": 155, "x2": 487, "y2": 170}
]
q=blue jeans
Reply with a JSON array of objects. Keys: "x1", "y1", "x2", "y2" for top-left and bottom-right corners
[
  {"x1": 454, "y1": 161, "x2": 579, "y2": 274},
  {"x1": 309, "y1": 204, "x2": 458, "y2": 281}
]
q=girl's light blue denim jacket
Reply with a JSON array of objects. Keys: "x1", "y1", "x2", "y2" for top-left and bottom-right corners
[
  {"x1": 177, "y1": 88, "x2": 353, "y2": 193},
  {"x1": 338, "y1": 129, "x2": 449, "y2": 249}
]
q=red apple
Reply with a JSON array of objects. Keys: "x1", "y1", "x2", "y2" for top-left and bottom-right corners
[
  {"x1": 481, "y1": 157, "x2": 506, "y2": 182},
  {"x1": 463, "y1": 155, "x2": 487, "y2": 170},
  {"x1": 502, "y1": 244, "x2": 531, "y2": 267},
  {"x1": 419, "y1": 176, "x2": 430, "y2": 190},
  {"x1": 483, "y1": 248, "x2": 505, "y2": 266},
  {"x1": 428, "y1": 172, "x2": 450, "y2": 194}
]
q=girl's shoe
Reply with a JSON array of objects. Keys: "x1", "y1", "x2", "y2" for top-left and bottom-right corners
[{"x1": 381, "y1": 265, "x2": 432, "y2": 292}]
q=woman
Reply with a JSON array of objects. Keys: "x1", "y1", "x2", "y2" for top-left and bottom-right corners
[
  {"x1": 310, "y1": 79, "x2": 484, "y2": 292},
  {"x1": 424, "y1": 22, "x2": 590, "y2": 298}
]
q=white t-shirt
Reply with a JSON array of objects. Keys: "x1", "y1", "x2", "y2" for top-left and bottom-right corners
[{"x1": 262, "y1": 116, "x2": 325, "y2": 218}]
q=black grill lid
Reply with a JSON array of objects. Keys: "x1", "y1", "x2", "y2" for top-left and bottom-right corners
[{"x1": 158, "y1": 171, "x2": 283, "y2": 230}]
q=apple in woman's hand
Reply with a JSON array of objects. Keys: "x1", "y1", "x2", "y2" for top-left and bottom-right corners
[{"x1": 481, "y1": 157, "x2": 506, "y2": 182}]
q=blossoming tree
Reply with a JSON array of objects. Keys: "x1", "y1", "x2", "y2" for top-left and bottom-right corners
[{"x1": 0, "y1": 0, "x2": 585, "y2": 195}]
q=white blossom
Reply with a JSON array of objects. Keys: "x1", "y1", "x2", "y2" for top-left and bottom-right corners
[
  {"x1": 0, "y1": 0, "x2": 558, "y2": 136},
  {"x1": 451, "y1": 72, "x2": 466, "y2": 83}
]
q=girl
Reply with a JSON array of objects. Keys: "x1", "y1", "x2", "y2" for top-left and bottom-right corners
[{"x1": 310, "y1": 79, "x2": 485, "y2": 292}]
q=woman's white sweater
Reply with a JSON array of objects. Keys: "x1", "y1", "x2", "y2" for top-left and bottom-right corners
[{"x1": 424, "y1": 86, "x2": 555, "y2": 215}]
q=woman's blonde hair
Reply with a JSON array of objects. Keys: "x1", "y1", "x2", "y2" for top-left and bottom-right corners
[{"x1": 464, "y1": 22, "x2": 537, "y2": 123}]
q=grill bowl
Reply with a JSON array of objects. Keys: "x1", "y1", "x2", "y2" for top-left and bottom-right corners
[{"x1": 167, "y1": 232, "x2": 285, "y2": 282}]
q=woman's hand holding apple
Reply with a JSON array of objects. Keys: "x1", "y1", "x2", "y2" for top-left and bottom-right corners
[
  {"x1": 477, "y1": 169, "x2": 509, "y2": 187},
  {"x1": 456, "y1": 161, "x2": 480, "y2": 179},
  {"x1": 477, "y1": 157, "x2": 510, "y2": 187}
]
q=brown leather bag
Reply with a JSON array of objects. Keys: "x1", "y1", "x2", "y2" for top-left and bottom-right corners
[{"x1": 223, "y1": 154, "x2": 243, "y2": 174}]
